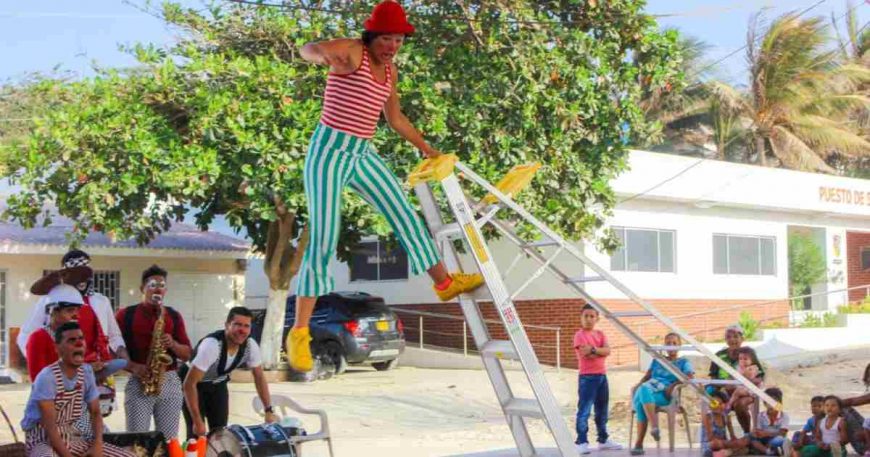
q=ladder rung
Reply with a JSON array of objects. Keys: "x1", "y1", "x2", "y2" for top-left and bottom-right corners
[
  {"x1": 503, "y1": 399, "x2": 543, "y2": 419},
  {"x1": 480, "y1": 340, "x2": 518, "y2": 360},
  {"x1": 434, "y1": 222, "x2": 461, "y2": 240},
  {"x1": 564, "y1": 276, "x2": 604, "y2": 283},
  {"x1": 648, "y1": 345, "x2": 696, "y2": 352},
  {"x1": 609, "y1": 311, "x2": 654, "y2": 318},
  {"x1": 523, "y1": 239, "x2": 559, "y2": 249}
]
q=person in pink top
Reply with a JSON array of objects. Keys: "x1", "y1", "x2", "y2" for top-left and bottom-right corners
[{"x1": 573, "y1": 304, "x2": 623, "y2": 454}]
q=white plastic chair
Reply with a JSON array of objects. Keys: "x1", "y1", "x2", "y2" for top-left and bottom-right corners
[
  {"x1": 252, "y1": 394, "x2": 335, "y2": 457},
  {"x1": 628, "y1": 383, "x2": 693, "y2": 452}
]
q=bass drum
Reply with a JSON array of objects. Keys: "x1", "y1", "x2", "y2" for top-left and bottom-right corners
[{"x1": 207, "y1": 424, "x2": 303, "y2": 457}]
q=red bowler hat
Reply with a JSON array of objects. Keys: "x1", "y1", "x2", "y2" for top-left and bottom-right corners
[{"x1": 364, "y1": 1, "x2": 415, "y2": 35}]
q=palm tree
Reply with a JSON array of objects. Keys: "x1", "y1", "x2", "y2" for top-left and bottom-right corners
[
  {"x1": 832, "y1": 0, "x2": 869, "y2": 64},
  {"x1": 743, "y1": 12, "x2": 870, "y2": 172}
]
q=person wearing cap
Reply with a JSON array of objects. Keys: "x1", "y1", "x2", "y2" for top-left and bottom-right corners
[
  {"x1": 25, "y1": 284, "x2": 83, "y2": 382},
  {"x1": 287, "y1": 0, "x2": 484, "y2": 373},
  {"x1": 708, "y1": 324, "x2": 766, "y2": 434},
  {"x1": 17, "y1": 250, "x2": 133, "y2": 374},
  {"x1": 20, "y1": 321, "x2": 134, "y2": 457}
]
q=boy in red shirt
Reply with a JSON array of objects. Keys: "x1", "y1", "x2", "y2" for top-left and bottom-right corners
[
  {"x1": 26, "y1": 284, "x2": 83, "y2": 381},
  {"x1": 573, "y1": 304, "x2": 623, "y2": 454}
]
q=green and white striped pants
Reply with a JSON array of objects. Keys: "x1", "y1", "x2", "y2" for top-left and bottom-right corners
[{"x1": 296, "y1": 123, "x2": 441, "y2": 297}]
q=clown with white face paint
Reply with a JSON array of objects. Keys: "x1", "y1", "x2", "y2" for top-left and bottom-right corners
[{"x1": 287, "y1": 0, "x2": 485, "y2": 373}]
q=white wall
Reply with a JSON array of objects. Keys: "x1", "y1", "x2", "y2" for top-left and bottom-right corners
[
  {"x1": 583, "y1": 200, "x2": 788, "y2": 300},
  {"x1": 615, "y1": 151, "x2": 870, "y2": 220}
]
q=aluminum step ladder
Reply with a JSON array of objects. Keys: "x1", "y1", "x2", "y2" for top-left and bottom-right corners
[{"x1": 407, "y1": 154, "x2": 780, "y2": 457}]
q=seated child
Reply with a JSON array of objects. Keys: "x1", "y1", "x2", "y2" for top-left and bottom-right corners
[
  {"x1": 793, "y1": 396, "x2": 825, "y2": 452},
  {"x1": 800, "y1": 396, "x2": 848, "y2": 457},
  {"x1": 702, "y1": 390, "x2": 750, "y2": 457},
  {"x1": 726, "y1": 347, "x2": 764, "y2": 412},
  {"x1": 750, "y1": 387, "x2": 791, "y2": 456}
]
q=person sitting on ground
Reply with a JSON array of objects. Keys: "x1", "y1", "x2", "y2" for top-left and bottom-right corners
[
  {"x1": 725, "y1": 346, "x2": 764, "y2": 413},
  {"x1": 701, "y1": 390, "x2": 749, "y2": 457},
  {"x1": 20, "y1": 322, "x2": 134, "y2": 457},
  {"x1": 708, "y1": 324, "x2": 766, "y2": 434},
  {"x1": 840, "y1": 362, "x2": 869, "y2": 455},
  {"x1": 749, "y1": 387, "x2": 791, "y2": 456},
  {"x1": 801, "y1": 395, "x2": 848, "y2": 457},
  {"x1": 793, "y1": 396, "x2": 825, "y2": 454},
  {"x1": 629, "y1": 332, "x2": 694, "y2": 455}
]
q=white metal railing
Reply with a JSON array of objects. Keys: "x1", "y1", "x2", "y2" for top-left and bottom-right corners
[
  {"x1": 391, "y1": 308, "x2": 564, "y2": 372},
  {"x1": 608, "y1": 283, "x2": 870, "y2": 356},
  {"x1": 630, "y1": 283, "x2": 870, "y2": 335}
]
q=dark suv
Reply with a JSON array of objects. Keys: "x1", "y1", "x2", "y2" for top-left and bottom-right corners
[{"x1": 252, "y1": 292, "x2": 405, "y2": 374}]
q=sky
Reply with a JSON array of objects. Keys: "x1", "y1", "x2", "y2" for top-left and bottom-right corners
[{"x1": 0, "y1": 0, "x2": 867, "y2": 237}]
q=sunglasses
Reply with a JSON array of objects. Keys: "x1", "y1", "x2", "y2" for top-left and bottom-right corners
[{"x1": 145, "y1": 280, "x2": 167, "y2": 290}]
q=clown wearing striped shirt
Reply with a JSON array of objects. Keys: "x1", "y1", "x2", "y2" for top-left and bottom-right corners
[{"x1": 288, "y1": 1, "x2": 484, "y2": 372}]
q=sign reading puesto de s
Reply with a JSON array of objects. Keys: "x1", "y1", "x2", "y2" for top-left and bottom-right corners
[{"x1": 819, "y1": 186, "x2": 870, "y2": 207}]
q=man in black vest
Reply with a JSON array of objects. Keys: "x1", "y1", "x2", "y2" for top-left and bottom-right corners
[{"x1": 181, "y1": 306, "x2": 277, "y2": 439}]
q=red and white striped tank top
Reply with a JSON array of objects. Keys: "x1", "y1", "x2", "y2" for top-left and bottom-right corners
[{"x1": 320, "y1": 47, "x2": 392, "y2": 139}]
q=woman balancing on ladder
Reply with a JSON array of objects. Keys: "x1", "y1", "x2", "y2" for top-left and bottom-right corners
[{"x1": 288, "y1": 1, "x2": 484, "y2": 372}]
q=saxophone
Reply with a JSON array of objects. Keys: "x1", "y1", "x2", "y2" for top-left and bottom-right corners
[{"x1": 142, "y1": 294, "x2": 173, "y2": 396}]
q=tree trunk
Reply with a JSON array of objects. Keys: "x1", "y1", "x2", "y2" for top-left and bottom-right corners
[
  {"x1": 756, "y1": 136, "x2": 767, "y2": 166},
  {"x1": 259, "y1": 287, "x2": 290, "y2": 369},
  {"x1": 259, "y1": 201, "x2": 309, "y2": 369}
]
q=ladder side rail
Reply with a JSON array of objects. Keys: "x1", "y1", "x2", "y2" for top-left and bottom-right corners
[
  {"x1": 439, "y1": 175, "x2": 577, "y2": 455},
  {"x1": 457, "y1": 162, "x2": 778, "y2": 409},
  {"x1": 489, "y1": 218, "x2": 706, "y2": 399},
  {"x1": 414, "y1": 183, "x2": 537, "y2": 457}
]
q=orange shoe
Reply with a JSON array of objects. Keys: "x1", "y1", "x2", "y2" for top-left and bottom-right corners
[
  {"x1": 434, "y1": 273, "x2": 485, "y2": 301},
  {"x1": 286, "y1": 327, "x2": 313, "y2": 372}
]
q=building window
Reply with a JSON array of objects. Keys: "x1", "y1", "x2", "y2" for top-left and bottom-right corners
[
  {"x1": 862, "y1": 248, "x2": 870, "y2": 270},
  {"x1": 43, "y1": 270, "x2": 121, "y2": 310},
  {"x1": 610, "y1": 227, "x2": 676, "y2": 273},
  {"x1": 349, "y1": 240, "x2": 409, "y2": 282},
  {"x1": 713, "y1": 234, "x2": 776, "y2": 275}
]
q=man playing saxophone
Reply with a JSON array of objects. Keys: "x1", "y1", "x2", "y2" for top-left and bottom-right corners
[{"x1": 115, "y1": 265, "x2": 191, "y2": 439}]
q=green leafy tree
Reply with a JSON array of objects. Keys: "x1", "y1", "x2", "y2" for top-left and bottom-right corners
[
  {"x1": 788, "y1": 233, "x2": 827, "y2": 310},
  {"x1": 0, "y1": 0, "x2": 682, "y2": 367},
  {"x1": 744, "y1": 12, "x2": 870, "y2": 170}
]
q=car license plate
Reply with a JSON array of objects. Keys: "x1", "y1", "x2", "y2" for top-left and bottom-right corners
[
  {"x1": 376, "y1": 321, "x2": 389, "y2": 331},
  {"x1": 370, "y1": 349, "x2": 400, "y2": 357}
]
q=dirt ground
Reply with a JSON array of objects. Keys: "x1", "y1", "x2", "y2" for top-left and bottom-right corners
[{"x1": 1, "y1": 351, "x2": 867, "y2": 457}]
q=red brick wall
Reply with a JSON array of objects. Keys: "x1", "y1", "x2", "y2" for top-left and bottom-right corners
[
  {"x1": 394, "y1": 298, "x2": 789, "y2": 368},
  {"x1": 847, "y1": 231, "x2": 870, "y2": 303}
]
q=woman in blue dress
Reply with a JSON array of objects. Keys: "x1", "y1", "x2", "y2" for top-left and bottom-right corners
[{"x1": 630, "y1": 332, "x2": 695, "y2": 455}]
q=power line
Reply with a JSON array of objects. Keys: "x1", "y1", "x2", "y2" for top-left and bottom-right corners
[
  {"x1": 0, "y1": 12, "x2": 146, "y2": 19},
  {"x1": 687, "y1": 0, "x2": 866, "y2": 82},
  {"x1": 617, "y1": 156, "x2": 707, "y2": 204},
  {"x1": 222, "y1": 0, "x2": 764, "y2": 26}
]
